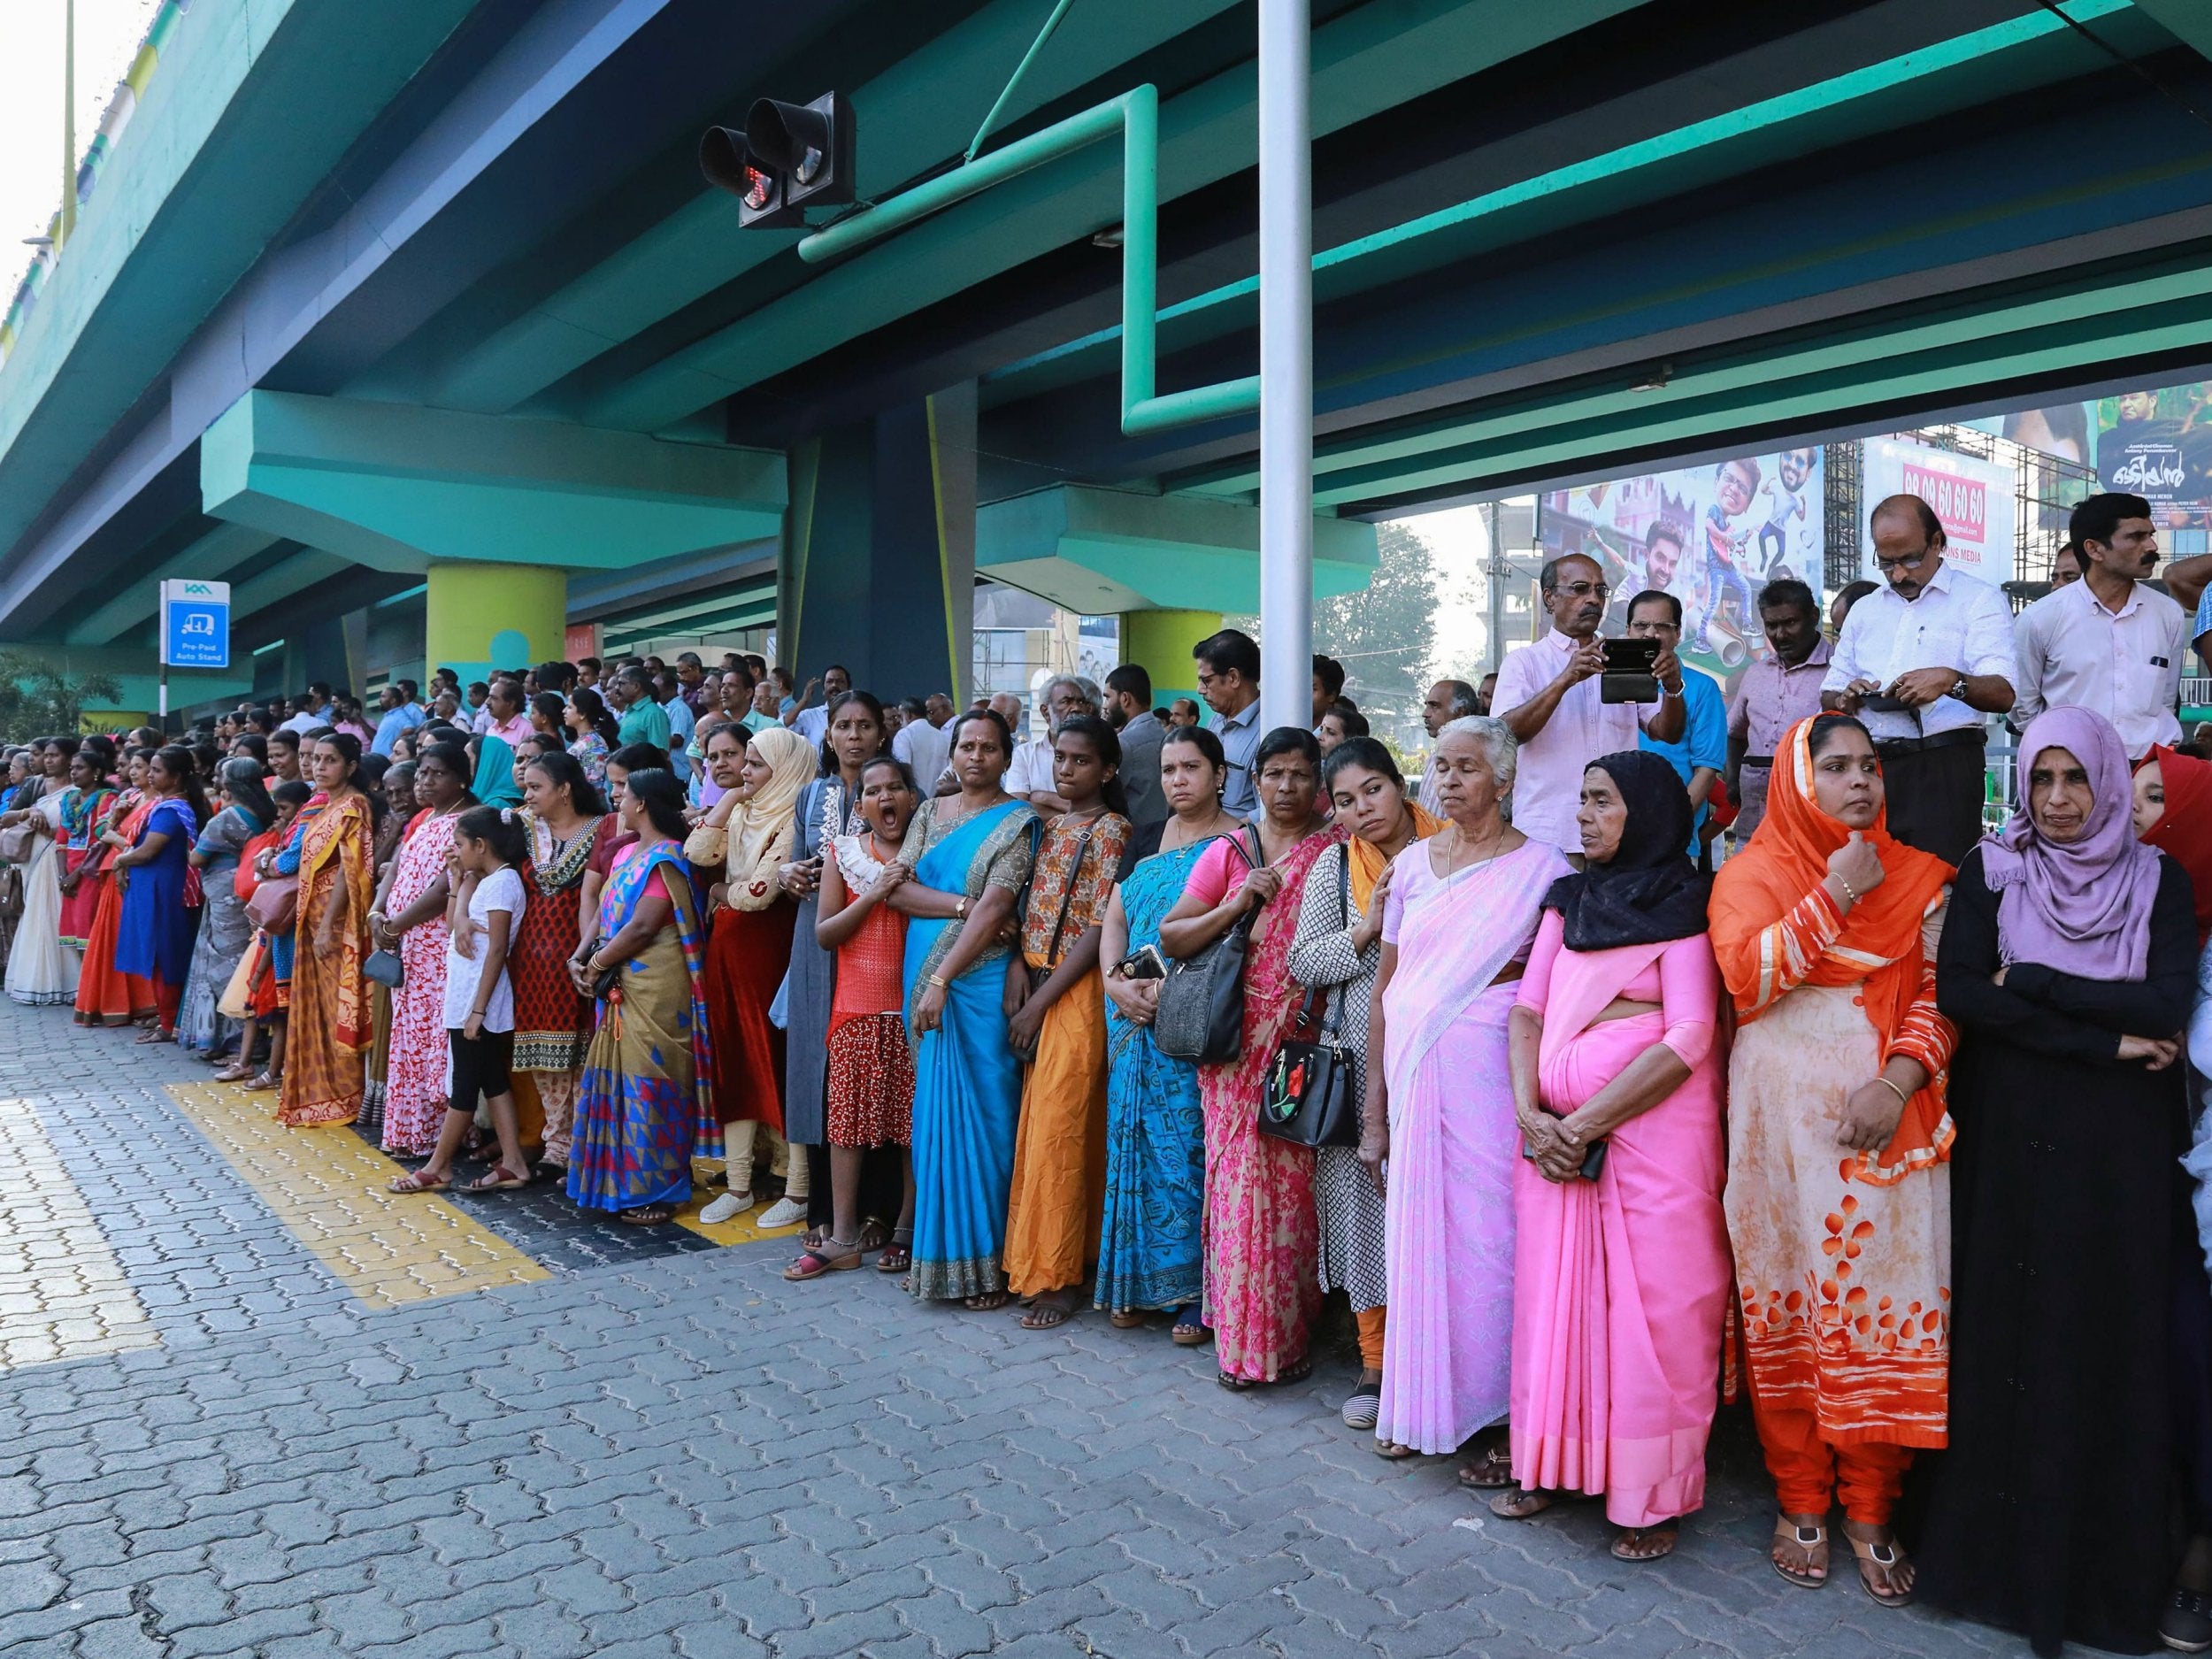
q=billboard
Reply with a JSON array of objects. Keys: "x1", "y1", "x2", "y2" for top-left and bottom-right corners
[
  {"x1": 2095, "y1": 386, "x2": 2212, "y2": 528},
  {"x1": 1860, "y1": 439, "x2": 2016, "y2": 586},
  {"x1": 1540, "y1": 447, "x2": 1824, "y2": 672}
]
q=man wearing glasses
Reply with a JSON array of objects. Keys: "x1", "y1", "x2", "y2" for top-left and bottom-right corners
[
  {"x1": 1497, "y1": 552, "x2": 1686, "y2": 857},
  {"x1": 1821, "y1": 493, "x2": 2016, "y2": 862}
]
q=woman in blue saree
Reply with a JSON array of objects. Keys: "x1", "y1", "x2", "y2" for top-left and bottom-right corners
[
  {"x1": 890, "y1": 709, "x2": 1040, "y2": 1308},
  {"x1": 111, "y1": 744, "x2": 211, "y2": 1042},
  {"x1": 1093, "y1": 725, "x2": 1245, "y2": 1333},
  {"x1": 568, "y1": 769, "x2": 717, "y2": 1225}
]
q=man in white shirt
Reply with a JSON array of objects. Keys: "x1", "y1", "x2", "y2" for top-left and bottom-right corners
[
  {"x1": 1495, "y1": 554, "x2": 1686, "y2": 856},
  {"x1": 2013, "y1": 491, "x2": 2185, "y2": 761},
  {"x1": 788, "y1": 664, "x2": 849, "y2": 747},
  {"x1": 1006, "y1": 675, "x2": 1098, "y2": 812},
  {"x1": 1822, "y1": 493, "x2": 2017, "y2": 863},
  {"x1": 281, "y1": 683, "x2": 334, "y2": 735},
  {"x1": 891, "y1": 695, "x2": 950, "y2": 795}
]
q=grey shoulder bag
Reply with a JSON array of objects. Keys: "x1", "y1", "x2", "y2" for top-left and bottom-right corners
[{"x1": 1155, "y1": 827, "x2": 1262, "y2": 1064}]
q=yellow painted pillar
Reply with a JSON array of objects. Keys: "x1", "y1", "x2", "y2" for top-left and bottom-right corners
[
  {"x1": 1120, "y1": 609, "x2": 1220, "y2": 710},
  {"x1": 424, "y1": 563, "x2": 567, "y2": 682}
]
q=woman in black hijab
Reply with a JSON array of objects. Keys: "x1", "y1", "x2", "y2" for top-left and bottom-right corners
[{"x1": 1486, "y1": 750, "x2": 1732, "y2": 1563}]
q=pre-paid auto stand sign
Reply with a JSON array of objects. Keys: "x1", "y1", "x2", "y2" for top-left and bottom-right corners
[{"x1": 159, "y1": 580, "x2": 231, "y2": 669}]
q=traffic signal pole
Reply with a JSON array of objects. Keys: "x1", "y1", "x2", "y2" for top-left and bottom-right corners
[{"x1": 1256, "y1": 0, "x2": 1311, "y2": 739}]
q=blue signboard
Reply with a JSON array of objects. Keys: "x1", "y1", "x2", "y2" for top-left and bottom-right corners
[{"x1": 159, "y1": 580, "x2": 231, "y2": 669}]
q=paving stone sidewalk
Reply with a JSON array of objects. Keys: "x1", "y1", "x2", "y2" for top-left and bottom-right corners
[{"x1": 0, "y1": 1007, "x2": 2038, "y2": 1658}]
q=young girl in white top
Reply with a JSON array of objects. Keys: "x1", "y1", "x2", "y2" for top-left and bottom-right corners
[{"x1": 390, "y1": 805, "x2": 529, "y2": 1194}]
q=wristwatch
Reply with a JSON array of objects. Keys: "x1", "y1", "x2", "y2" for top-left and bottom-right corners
[{"x1": 1950, "y1": 673, "x2": 1970, "y2": 701}]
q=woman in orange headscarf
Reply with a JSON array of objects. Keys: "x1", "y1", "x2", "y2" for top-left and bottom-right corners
[{"x1": 1708, "y1": 713, "x2": 1955, "y2": 1610}]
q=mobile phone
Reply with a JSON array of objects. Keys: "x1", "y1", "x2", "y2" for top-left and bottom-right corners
[
  {"x1": 1858, "y1": 693, "x2": 1909, "y2": 713},
  {"x1": 1116, "y1": 943, "x2": 1168, "y2": 980},
  {"x1": 1521, "y1": 1135, "x2": 1610, "y2": 1180},
  {"x1": 1599, "y1": 637, "x2": 1660, "y2": 705}
]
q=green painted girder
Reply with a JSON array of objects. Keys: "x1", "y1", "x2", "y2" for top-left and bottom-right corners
[
  {"x1": 2138, "y1": 0, "x2": 2212, "y2": 58},
  {"x1": 597, "y1": 574, "x2": 780, "y2": 638},
  {"x1": 426, "y1": 0, "x2": 1244, "y2": 417},
  {"x1": 587, "y1": 0, "x2": 1646, "y2": 434},
  {"x1": 199, "y1": 390, "x2": 786, "y2": 574},
  {"x1": 63, "y1": 521, "x2": 279, "y2": 644},
  {"x1": 605, "y1": 596, "x2": 778, "y2": 650},
  {"x1": 0, "y1": 0, "x2": 487, "y2": 567},
  {"x1": 1321, "y1": 258, "x2": 2212, "y2": 511},
  {"x1": 976, "y1": 484, "x2": 1375, "y2": 615},
  {"x1": 993, "y1": 0, "x2": 2157, "y2": 419}
]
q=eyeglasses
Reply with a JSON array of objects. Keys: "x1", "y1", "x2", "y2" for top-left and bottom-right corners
[
  {"x1": 1874, "y1": 549, "x2": 1931, "y2": 573},
  {"x1": 1552, "y1": 580, "x2": 1610, "y2": 601}
]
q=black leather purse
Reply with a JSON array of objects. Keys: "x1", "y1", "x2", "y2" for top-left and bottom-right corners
[
  {"x1": 1257, "y1": 849, "x2": 1361, "y2": 1148},
  {"x1": 1155, "y1": 828, "x2": 1261, "y2": 1064}
]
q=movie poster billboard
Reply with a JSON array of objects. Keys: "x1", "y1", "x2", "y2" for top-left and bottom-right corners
[
  {"x1": 1859, "y1": 439, "x2": 2016, "y2": 587},
  {"x1": 2095, "y1": 386, "x2": 2212, "y2": 527},
  {"x1": 1539, "y1": 447, "x2": 1824, "y2": 676}
]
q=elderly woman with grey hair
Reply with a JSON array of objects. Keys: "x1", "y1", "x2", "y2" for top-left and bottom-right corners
[
  {"x1": 1363, "y1": 715, "x2": 1571, "y2": 1481},
  {"x1": 1006, "y1": 674, "x2": 1102, "y2": 812}
]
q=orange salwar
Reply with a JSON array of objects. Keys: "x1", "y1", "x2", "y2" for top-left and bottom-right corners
[
  {"x1": 1003, "y1": 963, "x2": 1109, "y2": 1296},
  {"x1": 1754, "y1": 1396, "x2": 1912, "y2": 1525},
  {"x1": 1354, "y1": 1305, "x2": 1386, "y2": 1371}
]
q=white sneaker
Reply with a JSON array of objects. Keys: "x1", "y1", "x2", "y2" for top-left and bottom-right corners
[
  {"x1": 757, "y1": 1195, "x2": 806, "y2": 1229},
  {"x1": 699, "y1": 1191, "x2": 754, "y2": 1225}
]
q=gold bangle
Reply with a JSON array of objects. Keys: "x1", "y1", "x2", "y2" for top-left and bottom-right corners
[
  {"x1": 1873, "y1": 1073, "x2": 1909, "y2": 1107},
  {"x1": 925, "y1": 973, "x2": 949, "y2": 990}
]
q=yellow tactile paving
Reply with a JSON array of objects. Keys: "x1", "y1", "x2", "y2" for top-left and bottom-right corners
[
  {"x1": 0, "y1": 1096, "x2": 157, "y2": 1370},
  {"x1": 671, "y1": 1179, "x2": 809, "y2": 1249},
  {"x1": 165, "y1": 1082, "x2": 550, "y2": 1310}
]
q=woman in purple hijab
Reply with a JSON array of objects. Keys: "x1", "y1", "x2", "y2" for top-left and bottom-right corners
[{"x1": 1920, "y1": 706, "x2": 2197, "y2": 1656}]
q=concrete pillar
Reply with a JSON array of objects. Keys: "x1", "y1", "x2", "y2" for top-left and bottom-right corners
[
  {"x1": 424, "y1": 562, "x2": 566, "y2": 683},
  {"x1": 780, "y1": 388, "x2": 977, "y2": 701},
  {"x1": 1120, "y1": 608, "x2": 1220, "y2": 710}
]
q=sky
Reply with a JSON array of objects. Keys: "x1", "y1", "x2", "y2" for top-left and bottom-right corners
[{"x1": 0, "y1": 0, "x2": 163, "y2": 304}]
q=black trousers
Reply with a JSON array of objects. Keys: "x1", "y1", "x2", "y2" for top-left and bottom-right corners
[{"x1": 1878, "y1": 740, "x2": 1985, "y2": 866}]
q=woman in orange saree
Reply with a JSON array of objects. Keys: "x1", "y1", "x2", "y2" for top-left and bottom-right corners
[
  {"x1": 73, "y1": 749, "x2": 155, "y2": 1027},
  {"x1": 276, "y1": 736, "x2": 376, "y2": 1129}
]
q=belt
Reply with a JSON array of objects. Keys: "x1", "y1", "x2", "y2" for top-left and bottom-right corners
[
  {"x1": 1874, "y1": 728, "x2": 1985, "y2": 757},
  {"x1": 1741, "y1": 756, "x2": 1773, "y2": 768}
]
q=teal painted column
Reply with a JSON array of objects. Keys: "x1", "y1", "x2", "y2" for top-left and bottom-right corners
[{"x1": 780, "y1": 386, "x2": 976, "y2": 699}]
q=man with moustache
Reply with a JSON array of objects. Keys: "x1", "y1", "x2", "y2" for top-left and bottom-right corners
[
  {"x1": 2013, "y1": 492, "x2": 2185, "y2": 761},
  {"x1": 1724, "y1": 579, "x2": 1830, "y2": 842},
  {"x1": 1495, "y1": 552, "x2": 1686, "y2": 858},
  {"x1": 1823, "y1": 493, "x2": 2016, "y2": 863}
]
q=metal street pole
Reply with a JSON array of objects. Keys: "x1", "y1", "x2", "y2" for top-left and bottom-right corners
[
  {"x1": 1256, "y1": 0, "x2": 1311, "y2": 737},
  {"x1": 60, "y1": 0, "x2": 76, "y2": 248}
]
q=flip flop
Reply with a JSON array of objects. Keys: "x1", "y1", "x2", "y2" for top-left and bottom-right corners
[
  {"x1": 1457, "y1": 1446, "x2": 1515, "y2": 1490},
  {"x1": 1611, "y1": 1522, "x2": 1678, "y2": 1562},
  {"x1": 1020, "y1": 1292, "x2": 1078, "y2": 1330},
  {"x1": 1770, "y1": 1517, "x2": 1829, "y2": 1589},
  {"x1": 618, "y1": 1204, "x2": 674, "y2": 1226},
  {"x1": 1844, "y1": 1530, "x2": 1912, "y2": 1608}
]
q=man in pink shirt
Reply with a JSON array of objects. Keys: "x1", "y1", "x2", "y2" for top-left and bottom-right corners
[
  {"x1": 1724, "y1": 578, "x2": 1831, "y2": 843},
  {"x1": 482, "y1": 677, "x2": 534, "y2": 748},
  {"x1": 1494, "y1": 552, "x2": 1685, "y2": 858}
]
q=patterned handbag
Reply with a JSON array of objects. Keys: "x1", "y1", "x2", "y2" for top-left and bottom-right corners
[{"x1": 1256, "y1": 849, "x2": 1361, "y2": 1147}]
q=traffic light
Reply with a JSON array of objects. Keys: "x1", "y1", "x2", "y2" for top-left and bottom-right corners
[{"x1": 699, "y1": 92, "x2": 852, "y2": 229}]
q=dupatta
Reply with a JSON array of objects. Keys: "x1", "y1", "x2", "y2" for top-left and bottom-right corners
[{"x1": 1709, "y1": 716, "x2": 1952, "y2": 1181}]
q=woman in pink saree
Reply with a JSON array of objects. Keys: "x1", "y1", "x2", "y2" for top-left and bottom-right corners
[
  {"x1": 1491, "y1": 749, "x2": 1730, "y2": 1562},
  {"x1": 1364, "y1": 717, "x2": 1570, "y2": 1468}
]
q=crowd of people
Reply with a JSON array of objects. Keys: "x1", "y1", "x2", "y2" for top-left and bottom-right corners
[{"x1": 5, "y1": 488, "x2": 2212, "y2": 1654}]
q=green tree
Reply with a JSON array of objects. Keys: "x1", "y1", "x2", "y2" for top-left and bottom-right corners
[
  {"x1": 1313, "y1": 519, "x2": 1438, "y2": 727},
  {"x1": 0, "y1": 651, "x2": 123, "y2": 745}
]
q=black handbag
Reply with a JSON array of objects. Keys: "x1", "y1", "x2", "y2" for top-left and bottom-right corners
[
  {"x1": 1155, "y1": 827, "x2": 1262, "y2": 1064},
  {"x1": 1257, "y1": 849, "x2": 1361, "y2": 1148}
]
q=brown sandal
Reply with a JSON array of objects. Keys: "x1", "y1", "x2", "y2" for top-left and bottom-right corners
[
  {"x1": 461, "y1": 1166, "x2": 528, "y2": 1194},
  {"x1": 388, "y1": 1170, "x2": 449, "y2": 1194}
]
